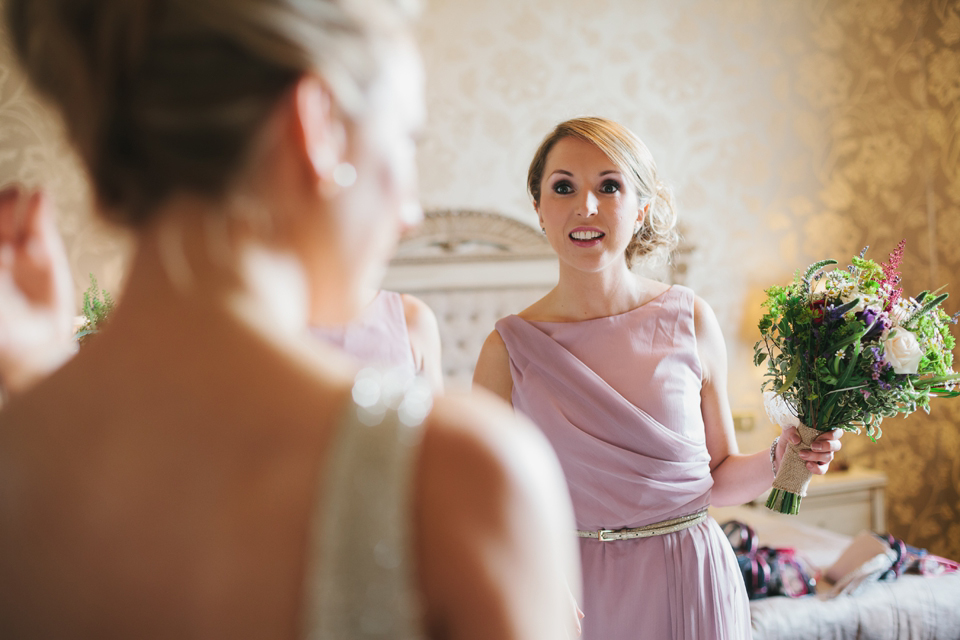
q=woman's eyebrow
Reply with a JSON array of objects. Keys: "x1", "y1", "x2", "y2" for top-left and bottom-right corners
[{"x1": 549, "y1": 169, "x2": 622, "y2": 178}]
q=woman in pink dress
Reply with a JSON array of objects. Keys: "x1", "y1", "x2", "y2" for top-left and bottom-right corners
[
  {"x1": 474, "y1": 117, "x2": 844, "y2": 639},
  {"x1": 311, "y1": 288, "x2": 444, "y2": 391}
]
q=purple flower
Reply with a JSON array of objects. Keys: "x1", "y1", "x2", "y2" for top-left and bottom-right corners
[
  {"x1": 857, "y1": 307, "x2": 890, "y2": 341},
  {"x1": 867, "y1": 346, "x2": 890, "y2": 380}
]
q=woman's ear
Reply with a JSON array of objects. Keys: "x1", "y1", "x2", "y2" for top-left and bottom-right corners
[
  {"x1": 292, "y1": 75, "x2": 346, "y2": 184},
  {"x1": 638, "y1": 201, "x2": 650, "y2": 225}
]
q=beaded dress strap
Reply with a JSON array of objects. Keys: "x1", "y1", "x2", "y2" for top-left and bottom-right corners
[{"x1": 303, "y1": 368, "x2": 432, "y2": 639}]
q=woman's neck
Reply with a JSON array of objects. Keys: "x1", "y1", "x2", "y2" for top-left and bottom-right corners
[
  {"x1": 117, "y1": 196, "x2": 310, "y2": 340},
  {"x1": 550, "y1": 260, "x2": 663, "y2": 321}
]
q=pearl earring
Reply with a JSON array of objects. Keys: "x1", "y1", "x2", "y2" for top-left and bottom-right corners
[
  {"x1": 332, "y1": 162, "x2": 357, "y2": 188},
  {"x1": 633, "y1": 220, "x2": 642, "y2": 235}
]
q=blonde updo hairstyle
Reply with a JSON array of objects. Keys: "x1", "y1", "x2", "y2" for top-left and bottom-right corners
[
  {"x1": 527, "y1": 117, "x2": 678, "y2": 269},
  {"x1": 5, "y1": 0, "x2": 414, "y2": 227}
]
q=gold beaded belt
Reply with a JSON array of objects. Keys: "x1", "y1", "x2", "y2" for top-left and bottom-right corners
[{"x1": 576, "y1": 509, "x2": 708, "y2": 541}]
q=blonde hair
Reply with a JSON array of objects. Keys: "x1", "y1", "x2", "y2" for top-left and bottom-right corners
[
  {"x1": 5, "y1": 0, "x2": 414, "y2": 226},
  {"x1": 527, "y1": 117, "x2": 678, "y2": 269}
]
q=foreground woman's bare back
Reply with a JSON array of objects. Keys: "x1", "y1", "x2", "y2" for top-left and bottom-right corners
[{"x1": 0, "y1": 286, "x2": 577, "y2": 639}]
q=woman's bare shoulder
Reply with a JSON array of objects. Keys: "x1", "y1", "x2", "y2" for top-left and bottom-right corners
[
  {"x1": 414, "y1": 390, "x2": 577, "y2": 638},
  {"x1": 417, "y1": 388, "x2": 571, "y2": 542},
  {"x1": 472, "y1": 329, "x2": 513, "y2": 403},
  {"x1": 420, "y1": 390, "x2": 548, "y2": 475},
  {"x1": 514, "y1": 289, "x2": 559, "y2": 322},
  {"x1": 689, "y1": 292, "x2": 728, "y2": 386}
]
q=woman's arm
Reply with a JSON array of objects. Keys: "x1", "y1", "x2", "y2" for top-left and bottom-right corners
[
  {"x1": 472, "y1": 329, "x2": 513, "y2": 406},
  {"x1": 695, "y1": 296, "x2": 842, "y2": 507},
  {"x1": 401, "y1": 293, "x2": 444, "y2": 393},
  {"x1": 416, "y1": 391, "x2": 581, "y2": 639}
]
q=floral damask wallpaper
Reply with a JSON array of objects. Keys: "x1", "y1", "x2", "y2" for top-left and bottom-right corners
[
  {"x1": 798, "y1": 0, "x2": 960, "y2": 560},
  {"x1": 0, "y1": 0, "x2": 957, "y2": 557}
]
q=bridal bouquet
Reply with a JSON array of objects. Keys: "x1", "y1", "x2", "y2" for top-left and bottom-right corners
[{"x1": 754, "y1": 242, "x2": 960, "y2": 514}]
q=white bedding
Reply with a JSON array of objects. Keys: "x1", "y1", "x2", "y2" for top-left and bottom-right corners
[{"x1": 750, "y1": 573, "x2": 960, "y2": 640}]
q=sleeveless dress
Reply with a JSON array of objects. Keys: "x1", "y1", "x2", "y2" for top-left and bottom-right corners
[
  {"x1": 303, "y1": 369, "x2": 431, "y2": 639},
  {"x1": 495, "y1": 285, "x2": 751, "y2": 640},
  {"x1": 311, "y1": 291, "x2": 418, "y2": 379}
]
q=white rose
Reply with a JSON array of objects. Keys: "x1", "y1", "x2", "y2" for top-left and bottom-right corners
[
  {"x1": 763, "y1": 391, "x2": 801, "y2": 428},
  {"x1": 881, "y1": 328, "x2": 924, "y2": 374}
]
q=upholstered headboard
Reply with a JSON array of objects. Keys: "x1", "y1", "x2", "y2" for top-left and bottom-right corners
[
  {"x1": 382, "y1": 210, "x2": 690, "y2": 390},
  {"x1": 382, "y1": 210, "x2": 557, "y2": 390}
]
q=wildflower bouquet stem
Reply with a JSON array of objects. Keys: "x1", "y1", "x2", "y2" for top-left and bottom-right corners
[{"x1": 767, "y1": 424, "x2": 823, "y2": 513}]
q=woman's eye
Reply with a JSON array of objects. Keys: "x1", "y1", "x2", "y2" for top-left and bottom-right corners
[
  {"x1": 552, "y1": 181, "x2": 574, "y2": 195},
  {"x1": 600, "y1": 180, "x2": 620, "y2": 193}
]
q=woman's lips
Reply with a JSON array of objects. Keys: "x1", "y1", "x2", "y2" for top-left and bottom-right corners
[{"x1": 569, "y1": 227, "x2": 605, "y2": 246}]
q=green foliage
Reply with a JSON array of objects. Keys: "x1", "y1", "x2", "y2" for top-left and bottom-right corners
[
  {"x1": 803, "y1": 259, "x2": 838, "y2": 285},
  {"x1": 850, "y1": 256, "x2": 883, "y2": 287},
  {"x1": 766, "y1": 488, "x2": 801, "y2": 514},
  {"x1": 75, "y1": 274, "x2": 115, "y2": 345},
  {"x1": 905, "y1": 293, "x2": 948, "y2": 330}
]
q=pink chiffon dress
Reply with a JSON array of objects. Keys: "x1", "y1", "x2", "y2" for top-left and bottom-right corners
[
  {"x1": 495, "y1": 285, "x2": 751, "y2": 640},
  {"x1": 311, "y1": 290, "x2": 417, "y2": 379}
]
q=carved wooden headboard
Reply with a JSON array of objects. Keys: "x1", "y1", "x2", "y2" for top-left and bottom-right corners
[{"x1": 382, "y1": 209, "x2": 689, "y2": 390}]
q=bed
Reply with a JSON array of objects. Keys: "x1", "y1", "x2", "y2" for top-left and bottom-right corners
[
  {"x1": 712, "y1": 505, "x2": 960, "y2": 639},
  {"x1": 382, "y1": 209, "x2": 561, "y2": 390},
  {"x1": 383, "y1": 209, "x2": 960, "y2": 640}
]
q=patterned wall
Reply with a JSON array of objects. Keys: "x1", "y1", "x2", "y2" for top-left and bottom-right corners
[
  {"x1": 0, "y1": 0, "x2": 957, "y2": 557},
  {"x1": 799, "y1": 0, "x2": 960, "y2": 560},
  {"x1": 0, "y1": 19, "x2": 130, "y2": 299}
]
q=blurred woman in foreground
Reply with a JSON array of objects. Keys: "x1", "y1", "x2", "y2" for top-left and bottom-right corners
[{"x1": 0, "y1": 1, "x2": 578, "y2": 637}]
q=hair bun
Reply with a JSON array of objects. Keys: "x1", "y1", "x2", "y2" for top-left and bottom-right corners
[
  {"x1": 5, "y1": 1, "x2": 158, "y2": 173},
  {"x1": 5, "y1": 0, "x2": 409, "y2": 226}
]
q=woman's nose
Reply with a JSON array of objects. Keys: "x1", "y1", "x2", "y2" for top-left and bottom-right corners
[{"x1": 578, "y1": 191, "x2": 599, "y2": 216}]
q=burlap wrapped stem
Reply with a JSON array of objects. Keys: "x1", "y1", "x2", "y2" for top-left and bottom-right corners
[{"x1": 766, "y1": 424, "x2": 827, "y2": 514}]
